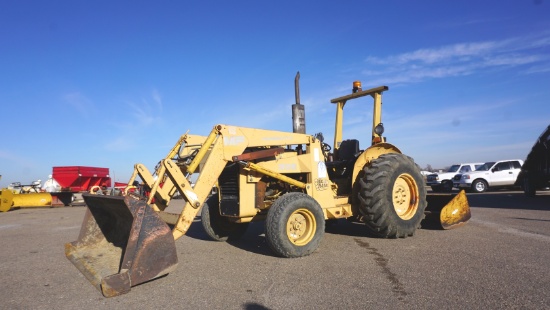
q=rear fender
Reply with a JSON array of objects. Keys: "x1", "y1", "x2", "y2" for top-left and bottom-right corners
[{"x1": 351, "y1": 142, "x2": 401, "y2": 185}]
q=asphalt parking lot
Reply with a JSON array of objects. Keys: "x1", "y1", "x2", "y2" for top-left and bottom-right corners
[{"x1": 1, "y1": 190, "x2": 549, "y2": 309}]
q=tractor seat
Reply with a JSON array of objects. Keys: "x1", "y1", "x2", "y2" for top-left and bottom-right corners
[
  {"x1": 326, "y1": 139, "x2": 360, "y2": 177},
  {"x1": 336, "y1": 139, "x2": 360, "y2": 161}
]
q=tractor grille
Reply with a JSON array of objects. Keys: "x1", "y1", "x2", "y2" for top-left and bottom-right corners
[{"x1": 219, "y1": 163, "x2": 240, "y2": 216}]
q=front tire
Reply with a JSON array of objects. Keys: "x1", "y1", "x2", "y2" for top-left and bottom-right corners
[
  {"x1": 201, "y1": 194, "x2": 249, "y2": 242},
  {"x1": 266, "y1": 192, "x2": 325, "y2": 258},
  {"x1": 471, "y1": 179, "x2": 488, "y2": 193},
  {"x1": 357, "y1": 153, "x2": 426, "y2": 238},
  {"x1": 441, "y1": 180, "x2": 453, "y2": 193}
]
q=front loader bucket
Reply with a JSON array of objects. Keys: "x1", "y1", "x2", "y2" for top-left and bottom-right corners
[
  {"x1": 65, "y1": 194, "x2": 178, "y2": 297},
  {"x1": 423, "y1": 190, "x2": 471, "y2": 230}
]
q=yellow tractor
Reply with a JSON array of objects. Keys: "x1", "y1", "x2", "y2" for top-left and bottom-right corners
[{"x1": 66, "y1": 74, "x2": 470, "y2": 297}]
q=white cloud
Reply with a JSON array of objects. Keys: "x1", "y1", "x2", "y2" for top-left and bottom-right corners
[
  {"x1": 63, "y1": 92, "x2": 94, "y2": 117},
  {"x1": 362, "y1": 33, "x2": 550, "y2": 85},
  {"x1": 152, "y1": 88, "x2": 163, "y2": 111},
  {"x1": 523, "y1": 64, "x2": 550, "y2": 74},
  {"x1": 483, "y1": 54, "x2": 544, "y2": 66},
  {"x1": 103, "y1": 90, "x2": 166, "y2": 152},
  {"x1": 104, "y1": 136, "x2": 136, "y2": 152},
  {"x1": 126, "y1": 90, "x2": 165, "y2": 126}
]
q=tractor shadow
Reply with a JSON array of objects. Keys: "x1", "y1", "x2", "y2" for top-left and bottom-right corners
[
  {"x1": 180, "y1": 190, "x2": 550, "y2": 257},
  {"x1": 183, "y1": 216, "x2": 274, "y2": 257},
  {"x1": 464, "y1": 191, "x2": 550, "y2": 211},
  {"x1": 185, "y1": 216, "x2": 384, "y2": 257}
]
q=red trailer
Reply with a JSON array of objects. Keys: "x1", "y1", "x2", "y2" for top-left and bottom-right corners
[
  {"x1": 51, "y1": 166, "x2": 111, "y2": 206},
  {"x1": 53, "y1": 166, "x2": 111, "y2": 191}
]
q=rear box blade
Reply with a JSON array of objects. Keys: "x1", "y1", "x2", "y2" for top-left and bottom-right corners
[{"x1": 423, "y1": 190, "x2": 471, "y2": 230}]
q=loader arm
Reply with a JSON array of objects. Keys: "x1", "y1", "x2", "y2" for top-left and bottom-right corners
[
  {"x1": 155, "y1": 124, "x2": 323, "y2": 239},
  {"x1": 165, "y1": 124, "x2": 306, "y2": 239},
  {"x1": 126, "y1": 133, "x2": 186, "y2": 187},
  {"x1": 132, "y1": 163, "x2": 174, "y2": 211},
  {"x1": 124, "y1": 134, "x2": 187, "y2": 210},
  {"x1": 164, "y1": 135, "x2": 229, "y2": 239},
  {"x1": 125, "y1": 133, "x2": 209, "y2": 211}
]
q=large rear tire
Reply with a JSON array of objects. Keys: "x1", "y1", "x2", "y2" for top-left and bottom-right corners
[
  {"x1": 266, "y1": 192, "x2": 325, "y2": 258},
  {"x1": 201, "y1": 194, "x2": 249, "y2": 242},
  {"x1": 357, "y1": 153, "x2": 426, "y2": 238}
]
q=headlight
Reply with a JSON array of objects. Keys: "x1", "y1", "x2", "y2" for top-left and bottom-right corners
[
  {"x1": 463, "y1": 175, "x2": 470, "y2": 180},
  {"x1": 374, "y1": 123, "x2": 384, "y2": 135}
]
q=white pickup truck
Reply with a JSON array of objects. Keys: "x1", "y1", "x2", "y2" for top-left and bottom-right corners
[
  {"x1": 426, "y1": 163, "x2": 484, "y2": 192},
  {"x1": 454, "y1": 159, "x2": 524, "y2": 193}
]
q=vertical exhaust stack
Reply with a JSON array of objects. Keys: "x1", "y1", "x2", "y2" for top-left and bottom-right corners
[{"x1": 292, "y1": 71, "x2": 306, "y2": 134}]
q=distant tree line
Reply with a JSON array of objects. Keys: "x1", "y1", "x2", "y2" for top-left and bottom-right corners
[{"x1": 422, "y1": 164, "x2": 450, "y2": 172}]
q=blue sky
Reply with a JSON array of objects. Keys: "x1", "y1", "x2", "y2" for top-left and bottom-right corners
[{"x1": 1, "y1": 0, "x2": 549, "y2": 187}]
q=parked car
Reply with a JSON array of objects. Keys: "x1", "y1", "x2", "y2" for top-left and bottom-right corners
[
  {"x1": 455, "y1": 159, "x2": 524, "y2": 193},
  {"x1": 516, "y1": 125, "x2": 550, "y2": 196},
  {"x1": 426, "y1": 163, "x2": 484, "y2": 192}
]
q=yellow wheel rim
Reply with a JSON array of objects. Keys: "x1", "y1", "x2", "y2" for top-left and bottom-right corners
[
  {"x1": 286, "y1": 208, "x2": 316, "y2": 246},
  {"x1": 392, "y1": 173, "x2": 419, "y2": 220}
]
